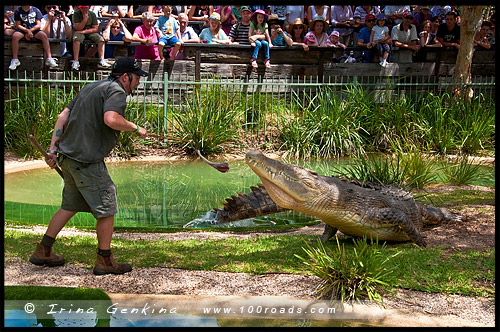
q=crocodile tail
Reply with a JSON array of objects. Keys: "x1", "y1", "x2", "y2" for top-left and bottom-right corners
[
  {"x1": 214, "y1": 183, "x2": 289, "y2": 222},
  {"x1": 420, "y1": 204, "x2": 466, "y2": 225}
]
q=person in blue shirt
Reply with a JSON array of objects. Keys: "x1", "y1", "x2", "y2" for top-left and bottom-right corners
[
  {"x1": 356, "y1": 13, "x2": 377, "y2": 63},
  {"x1": 154, "y1": 5, "x2": 182, "y2": 60},
  {"x1": 102, "y1": 18, "x2": 132, "y2": 58}
]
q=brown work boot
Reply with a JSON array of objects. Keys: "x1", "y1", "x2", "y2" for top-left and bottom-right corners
[
  {"x1": 93, "y1": 253, "x2": 132, "y2": 275},
  {"x1": 29, "y1": 243, "x2": 65, "y2": 267}
]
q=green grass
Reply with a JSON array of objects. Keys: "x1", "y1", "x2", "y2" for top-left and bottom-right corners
[
  {"x1": 5, "y1": 229, "x2": 494, "y2": 298},
  {"x1": 4, "y1": 286, "x2": 110, "y2": 301}
]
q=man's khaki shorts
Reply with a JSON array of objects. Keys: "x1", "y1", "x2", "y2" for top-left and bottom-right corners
[
  {"x1": 59, "y1": 156, "x2": 118, "y2": 219},
  {"x1": 73, "y1": 32, "x2": 104, "y2": 43}
]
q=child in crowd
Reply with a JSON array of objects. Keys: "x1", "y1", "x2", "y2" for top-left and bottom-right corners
[
  {"x1": 327, "y1": 30, "x2": 347, "y2": 61},
  {"x1": 248, "y1": 9, "x2": 272, "y2": 68},
  {"x1": 199, "y1": 12, "x2": 230, "y2": 44},
  {"x1": 9, "y1": 5, "x2": 58, "y2": 70},
  {"x1": 370, "y1": 13, "x2": 391, "y2": 67},
  {"x1": 155, "y1": 5, "x2": 182, "y2": 60}
]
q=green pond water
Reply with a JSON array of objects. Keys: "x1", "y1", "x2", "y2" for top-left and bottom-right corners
[{"x1": 4, "y1": 158, "x2": 494, "y2": 228}]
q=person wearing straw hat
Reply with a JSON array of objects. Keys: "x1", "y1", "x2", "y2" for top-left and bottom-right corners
[
  {"x1": 289, "y1": 17, "x2": 309, "y2": 51},
  {"x1": 268, "y1": 14, "x2": 292, "y2": 46},
  {"x1": 304, "y1": 15, "x2": 329, "y2": 47},
  {"x1": 199, "y1": 12, "x2": 231, "y2": 44},
  {"x1": 248, "y1": 9, "x2": 272, "y2": 68}
]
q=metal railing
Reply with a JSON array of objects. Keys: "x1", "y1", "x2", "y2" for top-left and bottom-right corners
[{"x1": 4, "y1": 71, "x2": 496, "y2": 147}]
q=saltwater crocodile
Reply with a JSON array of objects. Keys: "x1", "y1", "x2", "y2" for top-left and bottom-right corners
[{"x1": 209, "y1": 150, "x2": 464, "y2": 247}]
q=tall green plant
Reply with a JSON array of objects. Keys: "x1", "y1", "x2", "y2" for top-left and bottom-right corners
[
  {"x1": 440, "y1": 155, "x2": 485, "y2": 186},
  {"x1": 4, "y1": 85, "x2": 78, "y2": 158},
  {"x1": 296, "y1": 237, "x2": 400, "y2": 306},
  {"x1": 170, "y1": 85, "x2": 240, "y2": 154}
]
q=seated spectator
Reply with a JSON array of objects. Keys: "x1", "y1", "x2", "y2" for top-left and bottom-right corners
[
  {"x1": 391, "y1": 11, "x2": 420, "y2": 63},
  {"x1": 268, "y1": 14, "x2": 292, "y2": 46},
  {"x1": 352, "y1": 5, "x2": 380, "y2": 44},
  {"x1": 229, "y1": 6, "x2": 252, "y2": 45},
  {"x1": 487, "y1": 13, "x2": 495, "y2": 49},
  {"x1": 4, "y1": 5, "x2": 16, "y2": 36},
  {"x1": 132, "y1": 11, "x2": 160, "y2": 61},
  {"x1": 308, "y1": 5, "x2": 330, "y2": 25},
  {"x1": 330, "y1": 5, "x2": 354, "y2": 47},
  {"x1": 89, "y1": 5, "x2": 107, "y2": 33},
  {"x1": 214, "y1": 5, "x2": 232, "y2": 35},
  {"x1": 305, "y1": 16, "x2": 329, "y2": 47},
  {"x1": 419, "y1": 20, "x2": 441, "y2": 48},
  {"x1": 436, "y1": 11, "x2": 460, "y2": 50},
  {"x1": 151, "y1": 5, "x2": 163, "y2": 18},
  {"x1": 70, "y1": 5, "x2": 111, "y2": 70},
  {"x1": 248, "y1": 9, "x2": 271, "y2": 68},
  {"x1": 327, "y1": 30, "x2": 347, "y2": 61},
  {"x1": 289, "y1": 17, "x2": 309, "y2": 51},
  {"x1": 384, "y1": 5, "x2": 411, "y2": 27},
  {"x1": 430, "y1": 15, "x2": 441, "y2": 35},
  {"x1": 8, "y1": 5, "x2": 58, "y2": 70},
  {"x1": 414, "y1": 6, "x2": 433, "y2": 31},
  {"x1": 102, "y1": 18, "x2": 132, "y2": 58},
  {"x1": 356, "y1": 14, "x2": 377, "y2": 62},
  {"x1": 473, "y1": 21, "x2": 492, "y2": 50},
  {"x1": 370, "y1": 13, "x2": 391, "y2": 67},
  {"x1": 285, "y1": 5, "x2": 305, "y2": 29},
  {"x1": 41, "y1": 5, "x2": 73, "y2": 57},
  {"x1": 199, "y1": 12, "x2": 230, "y2": 44},
  {"x1": 178, "y1": 13, "x2": 199, "y2": 43},
  {"x1": 155, "y1": 5, "x2": 182, "y2": 60},
  {"x1": 188, "y1": 5, "x2": 213, "y2": 35},
  {"x1": 231, "y1": 5, "x2": 242, "y2": 23}
]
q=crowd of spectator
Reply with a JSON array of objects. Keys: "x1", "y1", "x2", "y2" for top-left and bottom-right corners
[{"x1": 4, "y1": 5, "x2": 496, "y2": 70}]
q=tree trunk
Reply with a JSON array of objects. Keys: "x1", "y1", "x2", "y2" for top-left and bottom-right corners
[{"x1": 452, "y1": 6, "x2": 484, "y2": 101}]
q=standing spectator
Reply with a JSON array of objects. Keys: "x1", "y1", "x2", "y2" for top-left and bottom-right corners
[
  {"x1": 229, "y1": 6, "x2": 252, "y2": 45},
  {"x1": 414, "y1": 6, "x2": 433, "y2": 31},
  {"x1": 305, "y1": 16, "x2": 329, "y2": 47},
  {"x1": 473, "y1": 21, "x2": 492, "y2": 50},
  {"x1": 132, "y1": 12, "x2": 160, "y2": 61},
  {"x1": 71, "y1": 5, "x2": 111, "y2": 70},
  {"x1": 127, "y1": 5, "x2": 151, "y2": 35},
  {"x1": 289, "y1": 17, "x2": 309, "y2": 51},
  {"x1": 214, "y1": 5, "x2": 232, "y2": 36},
  {"x1": 231, "y1": 5, "x2": 242, "y2": 23},
  {"x1": 102, "y1": 18, "x2": 132, "y2": 58},
  {"x1": 384, "y1": 5, "x2": 411, "y2": 27},
  {"x1": 9, "y1": 5, "x2": 58, "y2": 70},
  {"x1": 391, "y1": 11, "x2": 420, "y2": 63},
  {"x1": 330, "y1": 5, "x2": 354, "y2": 47},
  {"x1": 370, "y1": 13, "x2": 391, "y2": 67},
  {"x1": 436, "y1": 11, "x2": 460, "y2": 50},
  {"x1": 356, "y1": 14, "x2": 377, "y2": 63},
  {"x1": 269, "y1": 5, "x2": 288, "y2": 29},
  {"x1": 307, "y1": 5, "x2": 330, "y2": 26},
  {"x1": 487, "y1": 13, "x2": 495, "y2": 49},
  {"x1": 172, "y1": 5, "x2": 188, "y2": 18},
  {"x1": 41, "y1": 5, "x2": 73, "y2": 57},
  {"x1": 155, "y1": 5, "x2": 182, "y2": 60},
  {"x1": 285, "y1": 5, "x2": 304, "y2": 30},
  {"x1": 353, "y1": 5, "x2": 380, "y2": 44},
  {"x1": 248, "y1": 9, "x2": 271, "y2": 68},
  {"x1": 188, "y1": 5, "x2": 213, "y2": 35},
  {"x1": 268, "y1": 14, "x2": 292, "y2": 46},
  {"x1": 29, "y1": 57, "x2": 149, "y2": 275},
  {"x1": 199, "y1": 12, "x2": 230, "y2": 44},
  {"x1": 419, "y1": 20, "x2": 442, "y2": 48}
]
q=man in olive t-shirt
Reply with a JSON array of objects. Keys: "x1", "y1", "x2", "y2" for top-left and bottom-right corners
[{"x1": 29, "y1": 57, "x2": 149, "y2": 275}]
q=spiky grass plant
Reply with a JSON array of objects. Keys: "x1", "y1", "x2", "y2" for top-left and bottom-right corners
[
  {"x1": 170, "y1": 85, "x2": 240, "y2": 155},
  {"x1": 440, "y1": 155, "x2": 485, "y2": 186},
  {"x1": 296, "y1": 237, "x2": 400, "y2": 307}
]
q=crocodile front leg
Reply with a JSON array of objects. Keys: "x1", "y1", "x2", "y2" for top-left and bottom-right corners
[{"x1": 320, "y1": 224, "x2": 338, "y2": 242}]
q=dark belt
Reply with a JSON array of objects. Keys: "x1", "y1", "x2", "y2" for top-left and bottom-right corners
[{"x1": 57, "y1": 154, "x2": 92, "y2": 168}]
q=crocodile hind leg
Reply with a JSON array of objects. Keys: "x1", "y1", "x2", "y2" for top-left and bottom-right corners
[
  {"x1": 367, "y1": 208, "x2": 427, "y2": 247},
  {"x1": 320, "y1": 224, "x2": 338, "y2": 242}
]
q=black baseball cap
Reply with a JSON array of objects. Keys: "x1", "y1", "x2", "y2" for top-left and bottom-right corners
[{"x1": 111, "y1": 57, "x2": 149, "y2": 77}]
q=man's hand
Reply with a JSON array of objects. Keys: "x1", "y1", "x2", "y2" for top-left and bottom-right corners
[
  {"x1": 45, "y1": 153, "x2": 58, "y2": 169},
  {"x1": 136, "y1": 127, "x2": 148, "y2": 137}
]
